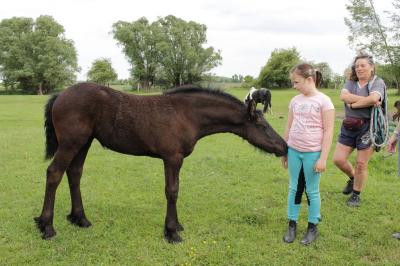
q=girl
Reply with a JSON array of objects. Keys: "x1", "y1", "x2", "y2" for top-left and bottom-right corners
[{"x1": 281, "y1": 63, "x2": 335, "y2": 245}]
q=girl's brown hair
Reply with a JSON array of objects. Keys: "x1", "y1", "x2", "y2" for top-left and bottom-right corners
[
  {"x1": 348, "y1": 54, "x2": 375, "y2": 81},
  {"x1": 290, "y1": 63, "x2": 322, "y2": 88}
]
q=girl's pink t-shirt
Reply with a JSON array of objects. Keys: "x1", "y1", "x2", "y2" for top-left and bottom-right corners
[{"x1": 288, "y1": 92, "x2": 334, "y2": 152}]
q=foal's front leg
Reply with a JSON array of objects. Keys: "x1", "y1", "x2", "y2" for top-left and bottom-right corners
[{"x1": 163, "y1": 155, "x2": 183, "y2": 243}]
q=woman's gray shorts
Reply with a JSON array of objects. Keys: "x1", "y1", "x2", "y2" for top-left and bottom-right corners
[{"x1": 338, "y1": 121, "x2": 371, "y2": 150}]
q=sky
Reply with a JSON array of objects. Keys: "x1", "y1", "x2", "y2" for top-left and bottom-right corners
[{"x1": 1, "y1": 0, "x2": 395, "y2": 80}]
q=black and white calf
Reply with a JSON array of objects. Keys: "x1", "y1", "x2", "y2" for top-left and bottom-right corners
[{"x1": 244, "y1": 87, "x2": 272, "y2": 113}]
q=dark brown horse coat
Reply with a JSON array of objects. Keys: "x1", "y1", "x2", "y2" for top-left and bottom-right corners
[{"x1": 35, "y1": 82, "x2": 287, "y2": 243}]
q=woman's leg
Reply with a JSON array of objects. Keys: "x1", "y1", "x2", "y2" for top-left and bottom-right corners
[
  {"x1": 353, "y1": 147, "x2": 374, "y2": 191},
  {"x1": 333, "y1": 142, "x2": 356, "y2": 194},
  {"x1": 333, "y1": 142, "x2": 355, "y2": 177}
]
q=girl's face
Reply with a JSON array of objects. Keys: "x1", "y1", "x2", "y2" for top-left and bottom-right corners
[
  {"x1": 291, "y1": 73, "x2": 314, "y2": 95},
  {"x1": 354, "y1": 58, "x2": 374, "y2": 81}
]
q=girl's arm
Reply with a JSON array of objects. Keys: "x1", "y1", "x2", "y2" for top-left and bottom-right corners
[
  {"x1": 281, "y1": 109, "x2": 293, "y2": 169},
  {"x1": 320, "y1": 109, "x2": 335, "y2": 161},
  {"x1": 387, "y1": 122, "x2": 400, "y2": 153},
  {"x1": 315, "y1": 109, "x2": 335, "y2": 172},
  {"x1": 283, "y1": 109, "x2": 294, "y2": 142}
]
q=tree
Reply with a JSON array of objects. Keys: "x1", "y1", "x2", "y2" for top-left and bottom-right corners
[
  {"x1": 330, "y1": 73, "x2": 345, "y2": 90},
  {"x1": 112, "y1": 17, "x2": 160, "y2": 90},
  {"x1": 0, "y1": 16, "x2": 79, "y2": 94},
  {"x1": 155, "y1": 15, "x2": 222, "y2": 87},
  {"x1": 231, "y1": 74, "x2": 244, "y2": 83},
  {"x1": 345, "y1": 0, "x2": 400, "y2": 92},
  {"x1": 87, "y1": 58, "x2": 117, "y2": 85},
  {"x1": 391, "y1": 0, "x2": 400, "y2": 41},
  {"x1": 242, "y1": 75, "x2": 256, "y2": 88},
  {"x1": 113, "y1": 16, "x2": 221, "y2": 89},
  {"x1": 258, "y1": 48, "x2": 300, "y2": 88},
  {"x1": 232, "y1": 74, "x2": 239, "y2": 82},
  {"x1": 376, "y1": 63, "x2": 399, "y2": 88}
]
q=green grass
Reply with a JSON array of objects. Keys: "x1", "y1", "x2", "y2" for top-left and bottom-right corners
[{"x1": 1, "y1": 88, "x2": 400, "y2": 265}]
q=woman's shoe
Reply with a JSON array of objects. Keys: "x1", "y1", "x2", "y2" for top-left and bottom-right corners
[
  {"x1": 346, "y1": 193, "x2": 361, "y2": 207},
  {"x1": 342, "y1": 179, "x2": 354, "y2": 195}
]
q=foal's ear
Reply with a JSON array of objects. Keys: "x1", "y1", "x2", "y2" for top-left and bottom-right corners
[{"x1": 247, "y1": 99, "x2": 257, "y2": 121}]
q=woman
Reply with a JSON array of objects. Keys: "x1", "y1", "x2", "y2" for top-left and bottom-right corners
[{"x1": 333, "y1": 54, "x2": 386, "y2": 207}]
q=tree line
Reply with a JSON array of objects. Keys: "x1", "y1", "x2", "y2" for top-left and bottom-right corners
[
  {"x1": 0, "y1": 15, "x2": 221, "y2": 94},
  {"x1": 1, "y1": 0, "x2": 399, "y2": 94}
]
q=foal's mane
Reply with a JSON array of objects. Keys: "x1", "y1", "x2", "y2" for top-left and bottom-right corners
[{"x1": 164, "y1": 86, "x2": 245, "y2": 108}]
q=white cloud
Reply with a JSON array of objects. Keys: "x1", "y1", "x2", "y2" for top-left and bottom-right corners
[{"x1": 1, "y1": 0, "x2": 395, "y2": 80}]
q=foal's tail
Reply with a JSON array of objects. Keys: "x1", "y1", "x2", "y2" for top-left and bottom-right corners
[{"x1": 44, "y1": 94, "x2": 59, "y2": 160}]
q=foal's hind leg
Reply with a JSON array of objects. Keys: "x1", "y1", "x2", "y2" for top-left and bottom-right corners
[
  {"x1": 34, "y1": 146, "x2": 79, "y2": 239},
  {"x1": 66, "y1": 139, "x2": 93, "y2": 228}
]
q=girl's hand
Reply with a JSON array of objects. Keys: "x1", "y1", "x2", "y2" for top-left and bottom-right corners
[
  {"x1": 281, "y1": 156, "x2": 288, "y2": 169},
  {"x1": 314, "y1": 159, "x2": 326, "y2": 173},
  {"x1": 387, "y1": 135, "x2": 397, "y2": 153}
]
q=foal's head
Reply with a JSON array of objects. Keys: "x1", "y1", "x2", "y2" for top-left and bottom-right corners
[
  {"x1": 165, "y1": 85, "x2": 287, "y2": 157},
  {"x1": 244, "y1": 99, "x2": 287, "y2": 156}
]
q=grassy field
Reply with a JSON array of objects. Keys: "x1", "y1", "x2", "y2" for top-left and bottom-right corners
[{"x1": 0, "y1": 87, "x2": 400, "y2": 265}]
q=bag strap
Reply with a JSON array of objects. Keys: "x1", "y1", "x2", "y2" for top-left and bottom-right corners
[
  {"x1": 366, "y1": 75, "x2": 377, "y2": 95},
  {"x1": 366, "y1": 75, "x2": 387, "y2": 113}
]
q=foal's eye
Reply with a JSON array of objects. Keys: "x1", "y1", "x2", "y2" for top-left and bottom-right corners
[{"x1": 255, "y1": 118, "x2": 268, "y2": 129}]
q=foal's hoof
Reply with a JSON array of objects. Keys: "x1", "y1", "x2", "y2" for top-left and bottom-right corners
[
  {"x1": 42, "y1": 228, "x2": 57, "y2": 240},
  {"x1": 34, "y1": 216, "x2": 45, "y2": 231},
  {"x1": 177, "y1": 223, "x2": 184, "y2": 232},
  {"x1": 34, "y1": 217, "x2": 56, "y2": 240},
  {"x1": 164, "y1": 229, "x2": 183, "y2": 244},
  {"x1": 66, "y1": 214, "x2": 92, "y2": 228}
]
